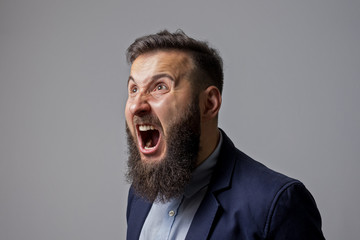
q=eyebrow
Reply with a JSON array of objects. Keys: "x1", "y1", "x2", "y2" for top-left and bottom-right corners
[{"x1": 127, "y1": 73, "x2": 174, "y2": 86}]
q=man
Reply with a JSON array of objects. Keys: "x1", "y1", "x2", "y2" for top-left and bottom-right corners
[{"x1": 125, "y1": 30, "x2": 325, "y2": 240}]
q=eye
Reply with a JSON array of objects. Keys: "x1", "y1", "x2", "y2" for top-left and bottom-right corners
[
  {"x1": 154, "y1": 83, "x2": 168, "y2": 92},
  {"x1": 129, "y1": 85, "x2": 138, "y2": 94}
]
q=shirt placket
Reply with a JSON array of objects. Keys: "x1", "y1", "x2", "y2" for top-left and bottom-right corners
[{"x1": 164, "y1": 196, "x2": 184, "y2": 240}]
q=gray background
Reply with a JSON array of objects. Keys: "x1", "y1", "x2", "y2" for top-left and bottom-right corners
[{"x1": 0, "y1": 0, "x2": 359, "y2": 239}]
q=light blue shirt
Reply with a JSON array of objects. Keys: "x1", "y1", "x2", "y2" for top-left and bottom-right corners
[{"x1": 139, "y1": 131, "x2": 223, "y2": 240}]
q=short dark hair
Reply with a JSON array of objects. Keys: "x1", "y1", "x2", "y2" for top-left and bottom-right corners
[{"x1": 126, "y1": 30, "x2": 224, "y2": 93}]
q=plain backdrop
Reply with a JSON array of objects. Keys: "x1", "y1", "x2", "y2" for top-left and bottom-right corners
[{"x1": 1, "y1": 0, "x2": 359, "y2": 239}]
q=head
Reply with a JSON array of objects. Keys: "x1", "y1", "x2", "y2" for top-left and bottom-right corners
[
  {"x1": 126, "y1": 30, "x2": 224, "y2": 95},
  {"x1": 125, "y1": 30, "x2": 223, "y2": 202}
]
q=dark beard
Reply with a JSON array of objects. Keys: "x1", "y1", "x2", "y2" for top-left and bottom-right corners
[{"x1": 126, "y1": 100, "x2": 200, "y2": 203}]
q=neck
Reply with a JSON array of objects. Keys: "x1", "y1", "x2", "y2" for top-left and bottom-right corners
[{"x1": 197, "y1": 124, "x2": 220, "y2": 166}]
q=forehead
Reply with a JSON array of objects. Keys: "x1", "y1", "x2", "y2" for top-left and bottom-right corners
[{"x1": 130, "y1": 50, "x2": 194, "y2": 80}]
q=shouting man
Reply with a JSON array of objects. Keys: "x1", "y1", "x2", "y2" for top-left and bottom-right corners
[{"x1": 125, "y1": 30, "x2": 325, "y2": 240}]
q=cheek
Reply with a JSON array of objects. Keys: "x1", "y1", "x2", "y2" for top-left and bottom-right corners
[
  {"x1": 150, "y1": 99, "x2": 178, "y2": 122},
  {"x1": 125, "y1": 103, "x2": 133, "y2": 127},
  {"x1": 125, "y1": 118, "x2": 136, "y2": 139},
  {"x1": 154, "y1": 103, "x2": 189, "y2": 131}
]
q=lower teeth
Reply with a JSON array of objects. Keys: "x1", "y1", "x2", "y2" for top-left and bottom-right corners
[{"x1": 145, "y1": 140, "x2": 153, "y2": 149}]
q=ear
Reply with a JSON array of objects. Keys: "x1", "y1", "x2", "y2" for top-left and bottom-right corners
[{"x1": 200, "y1": 86, "x2": 222, "y2": 121}]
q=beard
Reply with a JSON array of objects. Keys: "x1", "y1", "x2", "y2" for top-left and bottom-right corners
[{"x1": 126, "y1": 100, "x2": 201, "y2": 203}]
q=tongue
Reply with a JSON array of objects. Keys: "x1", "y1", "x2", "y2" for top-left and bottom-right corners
[
  {"x1": 145, "y1": 139, "x2": 153, "y2": 148},
  {"x1": 142, "y1": 130, "x2": 159, "y2": 149}
]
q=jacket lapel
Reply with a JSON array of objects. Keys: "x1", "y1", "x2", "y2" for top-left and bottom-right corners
[
  {"x1": 185, "y1": 193, "x2": 220, "y2": 240},
  {"x1": 185, "y1": 130, "x2": 237, "y2": 240},
  {"x1": 126, "y1": 189, "x2": 152, "y2": 240}
]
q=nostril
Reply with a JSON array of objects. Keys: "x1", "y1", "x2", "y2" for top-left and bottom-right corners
[{"x1": 135, "y1": 108, "x2": 149, "y2": 117}]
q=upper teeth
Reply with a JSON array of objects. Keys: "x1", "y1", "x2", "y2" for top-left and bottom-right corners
[{"x1": 139, "y1": 125, "x2": 155, "y2": 131}]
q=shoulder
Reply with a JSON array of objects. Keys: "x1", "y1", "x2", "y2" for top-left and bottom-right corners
[
  {"x1": 210, "y1": 130, "x2": 324, "y2": 239},
  {"x1": 216, "y1": 129, "x2": 298, "y2": 202},
  {"x1": 216, "y1": 138, "x2": 301, "y2": 222}
]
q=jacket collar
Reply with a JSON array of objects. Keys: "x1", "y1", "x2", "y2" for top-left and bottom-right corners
[{"x1": 185, "y1": 129, "x2": 237, "y2": 240}]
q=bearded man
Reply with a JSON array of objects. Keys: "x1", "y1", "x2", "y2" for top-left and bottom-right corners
[{"x1": 125, "y1": 30, "x2": 325, "y2": 240}]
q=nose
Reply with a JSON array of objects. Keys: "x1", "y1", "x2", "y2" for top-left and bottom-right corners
[{"x1": 129, "y1": 93, "x2": 151, "y2": 116}]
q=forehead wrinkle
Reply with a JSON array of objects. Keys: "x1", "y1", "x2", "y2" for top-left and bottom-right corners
[
  {"x1": 131, "y1": 55, "x2": 156, "y2": 78},
  {"x1": 129, "y1": 61, "x2": 156, "y2": 88},
  {"x1": 132, "y1": 51, "x2": 194, "y2": 83}
]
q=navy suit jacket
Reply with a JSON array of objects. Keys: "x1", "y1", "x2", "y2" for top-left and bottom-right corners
[{"x1": 126, "y1": 130, "x2": 325, "y2": 239}]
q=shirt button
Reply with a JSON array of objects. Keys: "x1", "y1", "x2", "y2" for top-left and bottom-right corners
[{"x1": 168, "y1": 210, "x2": 175, "y2": 217}]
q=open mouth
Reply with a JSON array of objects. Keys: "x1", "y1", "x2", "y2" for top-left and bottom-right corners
[{"x1": 137, "y1": 124, "x2": 161, "y2": 152}]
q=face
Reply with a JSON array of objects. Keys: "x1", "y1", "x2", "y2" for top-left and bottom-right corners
[
  {"x1": 125, "y1": 50, "x2": 202, "y2": 202},
  {"x1": 125, "y1": 50, "x2": 196, "y2": 163}
]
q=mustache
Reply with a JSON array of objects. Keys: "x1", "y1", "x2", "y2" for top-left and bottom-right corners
[{"x1": 133, "y1": 114, "x2": 162, "y2": 129}]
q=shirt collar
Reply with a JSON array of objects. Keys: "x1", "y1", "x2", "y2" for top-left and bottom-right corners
[{"x1": 183, "y1": 130, "x2": 223, "y2": 198}]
